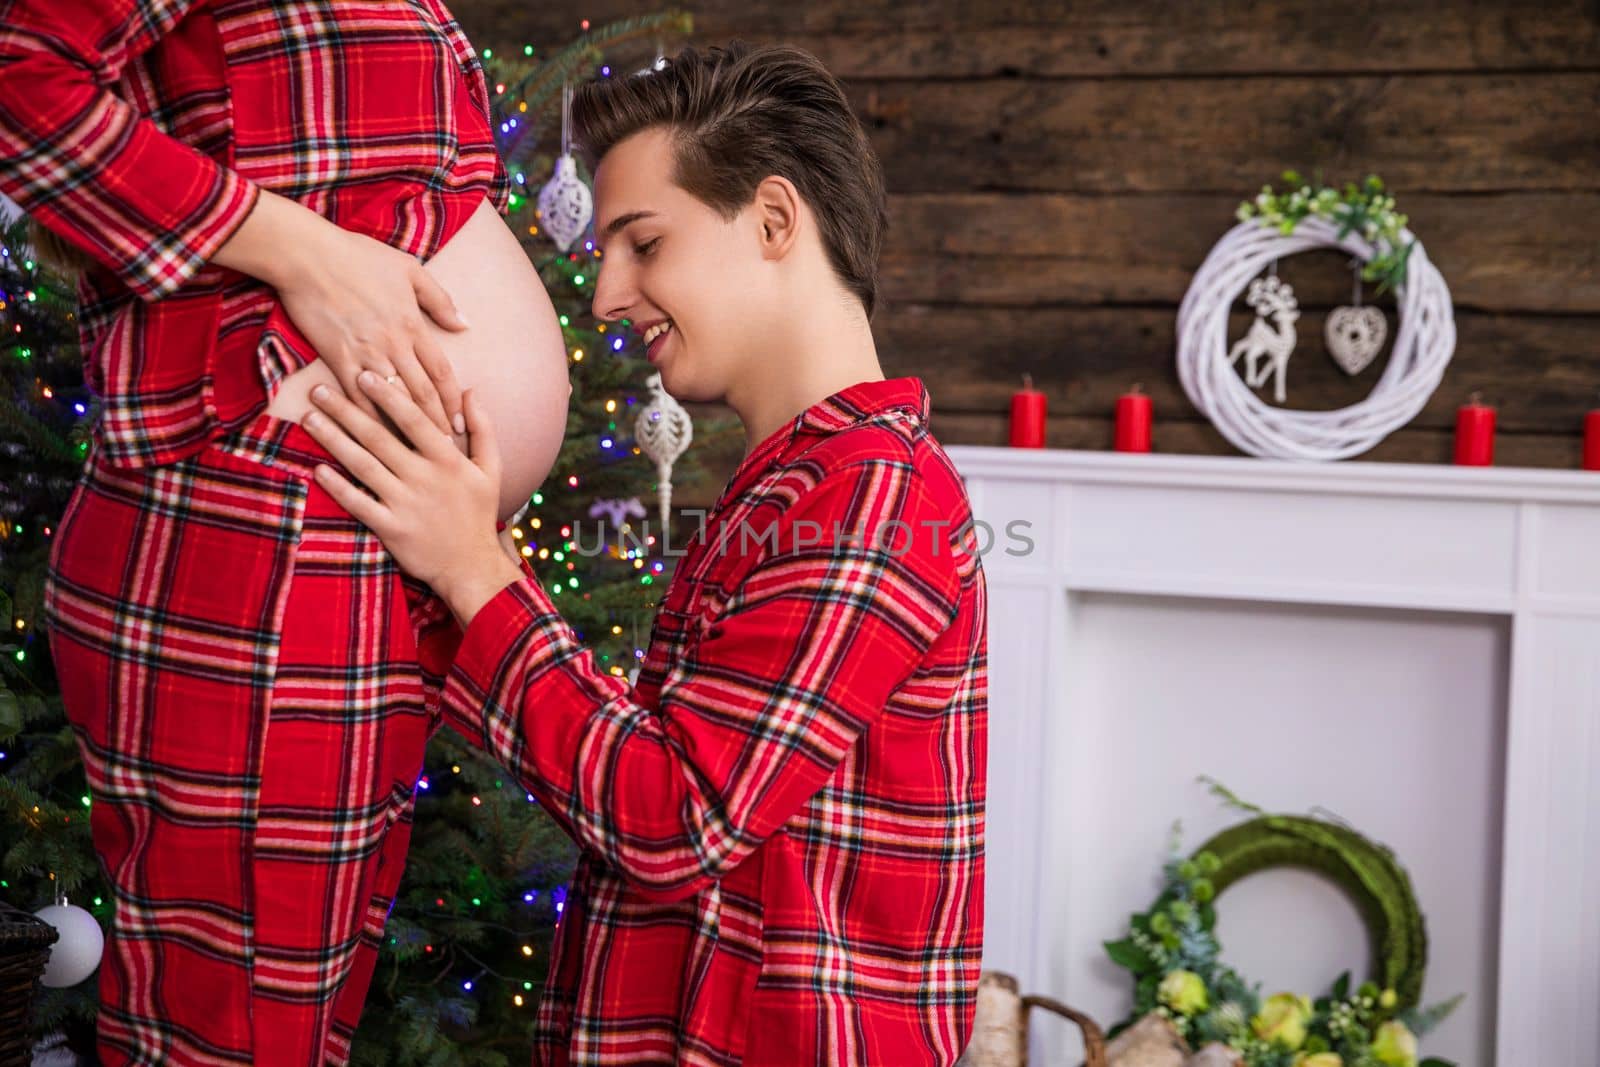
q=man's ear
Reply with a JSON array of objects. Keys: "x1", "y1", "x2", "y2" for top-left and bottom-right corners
[{"x1": 754, "y1": 175, "x2": 802, "y2": 260}]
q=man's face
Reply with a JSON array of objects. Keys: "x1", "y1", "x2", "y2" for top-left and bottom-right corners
[{"x1": 590, "y1": 127, "x2": 772, "y2": 404}]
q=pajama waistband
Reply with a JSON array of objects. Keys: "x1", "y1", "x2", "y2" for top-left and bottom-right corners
[
  {"x1": 205, "y1": 406, "x2": 340, "y2": 483},
  {"x1": 167, "y1": 404, "x2": 447, "y2": 620}
]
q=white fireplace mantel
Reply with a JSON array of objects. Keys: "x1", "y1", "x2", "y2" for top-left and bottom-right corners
[{"x1": 945, "y1": 445, "x2": 1600, "y2": 1067}]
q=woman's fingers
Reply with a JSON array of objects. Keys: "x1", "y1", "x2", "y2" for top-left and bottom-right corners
[
  {"x1": 357, "y1": 371, "x2": 460, "y2": 465},
  {"x1": 390, "y1": 342, "x2": 453, "y2": 437},
  {"x1": 412, "y1": 267, "x2": 469, "y2": 332},
  {"x1": 412, "y1": 331, "x2": 466, "y2": 435},
  {"x1": 396, "y1": 266, "x2": 465, "y2": 435}
]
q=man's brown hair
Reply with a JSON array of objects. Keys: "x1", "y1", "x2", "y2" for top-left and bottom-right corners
[{"x1": 572, "y1": 41, "x2": 888, "y2": 319}]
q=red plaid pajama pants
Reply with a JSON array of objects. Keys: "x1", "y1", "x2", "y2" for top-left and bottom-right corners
[{"x1": 45, "y1": 407, "x2": 452, "y2": 1065}]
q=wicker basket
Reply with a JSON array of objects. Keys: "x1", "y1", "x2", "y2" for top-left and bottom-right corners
[{"x1": 0, "y1": 898, "x2": 58, "y2": 1066}]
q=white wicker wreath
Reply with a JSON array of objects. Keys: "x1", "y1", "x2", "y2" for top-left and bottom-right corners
[{"x1": 1176, "y1": 216, "x2": 1455, "y2": 461}]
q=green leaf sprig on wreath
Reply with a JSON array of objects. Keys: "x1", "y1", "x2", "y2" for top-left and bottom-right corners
[{"x1": 1236, "y1": 172, "x2": 1416, "y2": 297}]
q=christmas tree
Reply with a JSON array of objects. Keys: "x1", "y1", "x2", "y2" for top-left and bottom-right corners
[
  {"x1": 0, "y1": 210, "x2": 106, "y2": 1046},
  {"x1": 0, "y1": 12, "x2": 740, "y2": 1063}
]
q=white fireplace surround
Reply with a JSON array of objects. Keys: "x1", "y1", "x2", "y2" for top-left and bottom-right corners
[{"x1": 945, "y1": 445, "x2": 1600, "y2": 1067}]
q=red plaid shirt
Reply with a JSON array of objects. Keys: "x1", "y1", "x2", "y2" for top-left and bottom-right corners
[
  {"x1": 0, "y1": 0, "x2": 510, "y2": 468},
  {"x1": 443, "y1": 377, "x2": 988, "y2": 1065}
]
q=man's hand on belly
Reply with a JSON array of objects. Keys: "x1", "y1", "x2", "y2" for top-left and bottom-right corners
[{"x1": 298, "y1": 371, "x2": 522, "y2": 627}]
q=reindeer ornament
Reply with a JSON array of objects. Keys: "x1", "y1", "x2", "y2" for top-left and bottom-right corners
[{"x1": 1227, "y1": 273, "x2": 1300, "y2": 404}]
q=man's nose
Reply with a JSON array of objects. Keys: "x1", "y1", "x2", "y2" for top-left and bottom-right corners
[{"x1": 591, "y1": 261, "x2": 632, "y2": 323}]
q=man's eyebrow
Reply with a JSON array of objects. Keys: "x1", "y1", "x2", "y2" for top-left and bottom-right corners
[{"x1": 596, "y1": 210, "x2": 660, "y2": 250}]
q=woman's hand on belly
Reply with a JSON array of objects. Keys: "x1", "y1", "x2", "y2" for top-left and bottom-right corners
[{"x1": 276, "y1": 224, "x2": 471, "y2": 437}]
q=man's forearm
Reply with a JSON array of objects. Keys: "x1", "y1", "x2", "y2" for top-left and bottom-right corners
[{"x1": 211, "y1": 187, "x2": 340, "y2": 289}]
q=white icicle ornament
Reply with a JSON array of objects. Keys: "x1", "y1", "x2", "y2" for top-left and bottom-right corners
[{"x1": 634, "y1": 372, "x2": 693, "y2": 528}]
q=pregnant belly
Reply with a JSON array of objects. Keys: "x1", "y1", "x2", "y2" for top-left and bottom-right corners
[{"x1": 265, "y1": 198, "x2": 570, "y2": 522}]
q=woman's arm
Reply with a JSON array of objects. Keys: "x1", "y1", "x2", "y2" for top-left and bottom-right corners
[
  {"x1": 0, "y1": 1, "x2": 256, "y2": 301},
  {"x1": 0, "y1": 1, "x2": 469, "y2": 435},
  {"x1": 202, "y1": 187, "x2": 326, "y2": 288},
  {"x1": 417, "y1": 0, "x2": 512, "y2": 216}
]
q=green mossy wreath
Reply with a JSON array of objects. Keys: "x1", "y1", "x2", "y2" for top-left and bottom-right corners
[
  {"x1": 1105, "y1": 785, "x2": 1461, "y2": 1066},
  {"x1": 1195, "y1": 813, "x2": 1427, "y2": 1011}
]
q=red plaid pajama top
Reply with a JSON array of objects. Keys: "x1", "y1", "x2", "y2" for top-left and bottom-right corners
[
  {"x1": 440, "y1": 377, "x2": 989, "y2": 1065},
  {"x1": 0, "y1": 0, "x2": 510, "y2": 467}
]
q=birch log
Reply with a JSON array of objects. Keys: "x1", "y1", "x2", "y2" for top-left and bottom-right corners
[
  {"x1": 1104, "y1": 1013, "x2": 1189, "y2": 1067},
  {"x1": 956, "y1": 972, "x2": 1028, "y2": 1067}
]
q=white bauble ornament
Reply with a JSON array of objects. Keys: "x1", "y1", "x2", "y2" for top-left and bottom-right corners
[
  {"x1": 634, "y1": 373, "x2": 693, "y2": 528},
  {"x1": 537, "y1": 154, "x2": 592, "y2": 253},
  {"x1": 506, "y1": 496, "x2": 533, "y2": 529},
  {"x1": 34, "y1": 898, "x2": 104, "y2": 987}
]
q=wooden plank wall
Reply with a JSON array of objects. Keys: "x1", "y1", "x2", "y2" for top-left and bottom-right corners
[{"x1": 455, "y1": 0, "x2": 1600, "y2": 490}]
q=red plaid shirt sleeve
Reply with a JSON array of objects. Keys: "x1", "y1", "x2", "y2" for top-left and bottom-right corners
[
  {"x1": 440, "y1": 460, "x2": 962, "y2": 901},
  {"x1": 0, "y1": 0, "x2": 261, "y2": 300},
  {"x1": 410, "y1": 522, "x2": 529, "y2": 680}
]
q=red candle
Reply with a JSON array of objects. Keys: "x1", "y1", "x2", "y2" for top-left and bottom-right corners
[
  {"x1": 1114, "y1": 383, "x2": 1153, "y2": 453},
  {"x1": 1584, "y1": 406, "x2": 1600, "y2": 472},
  {"x1": 1453, "y1": 392, "x2": 1495, "y2": 467},
  {"x1": 1009, "y1": 373, "x2": 1046, "y2": 448}
]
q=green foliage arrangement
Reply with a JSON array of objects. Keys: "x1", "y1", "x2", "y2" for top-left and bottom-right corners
[
  {"x1": 1236, "y1": 172, "x2": 1415, "y2": 295},
  {"x1": 1105, "y1": 781, "x2": 1463, "y2": 1067}
]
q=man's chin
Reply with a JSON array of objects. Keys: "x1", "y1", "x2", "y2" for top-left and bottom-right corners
[{"x1": 657, "y1": 367, "x2": 705, "y2": 404}]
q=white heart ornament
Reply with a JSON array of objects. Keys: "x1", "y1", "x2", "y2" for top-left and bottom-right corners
[{"x1": 1324, "y1": 305, "x2": 1387, "y2": 375}]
